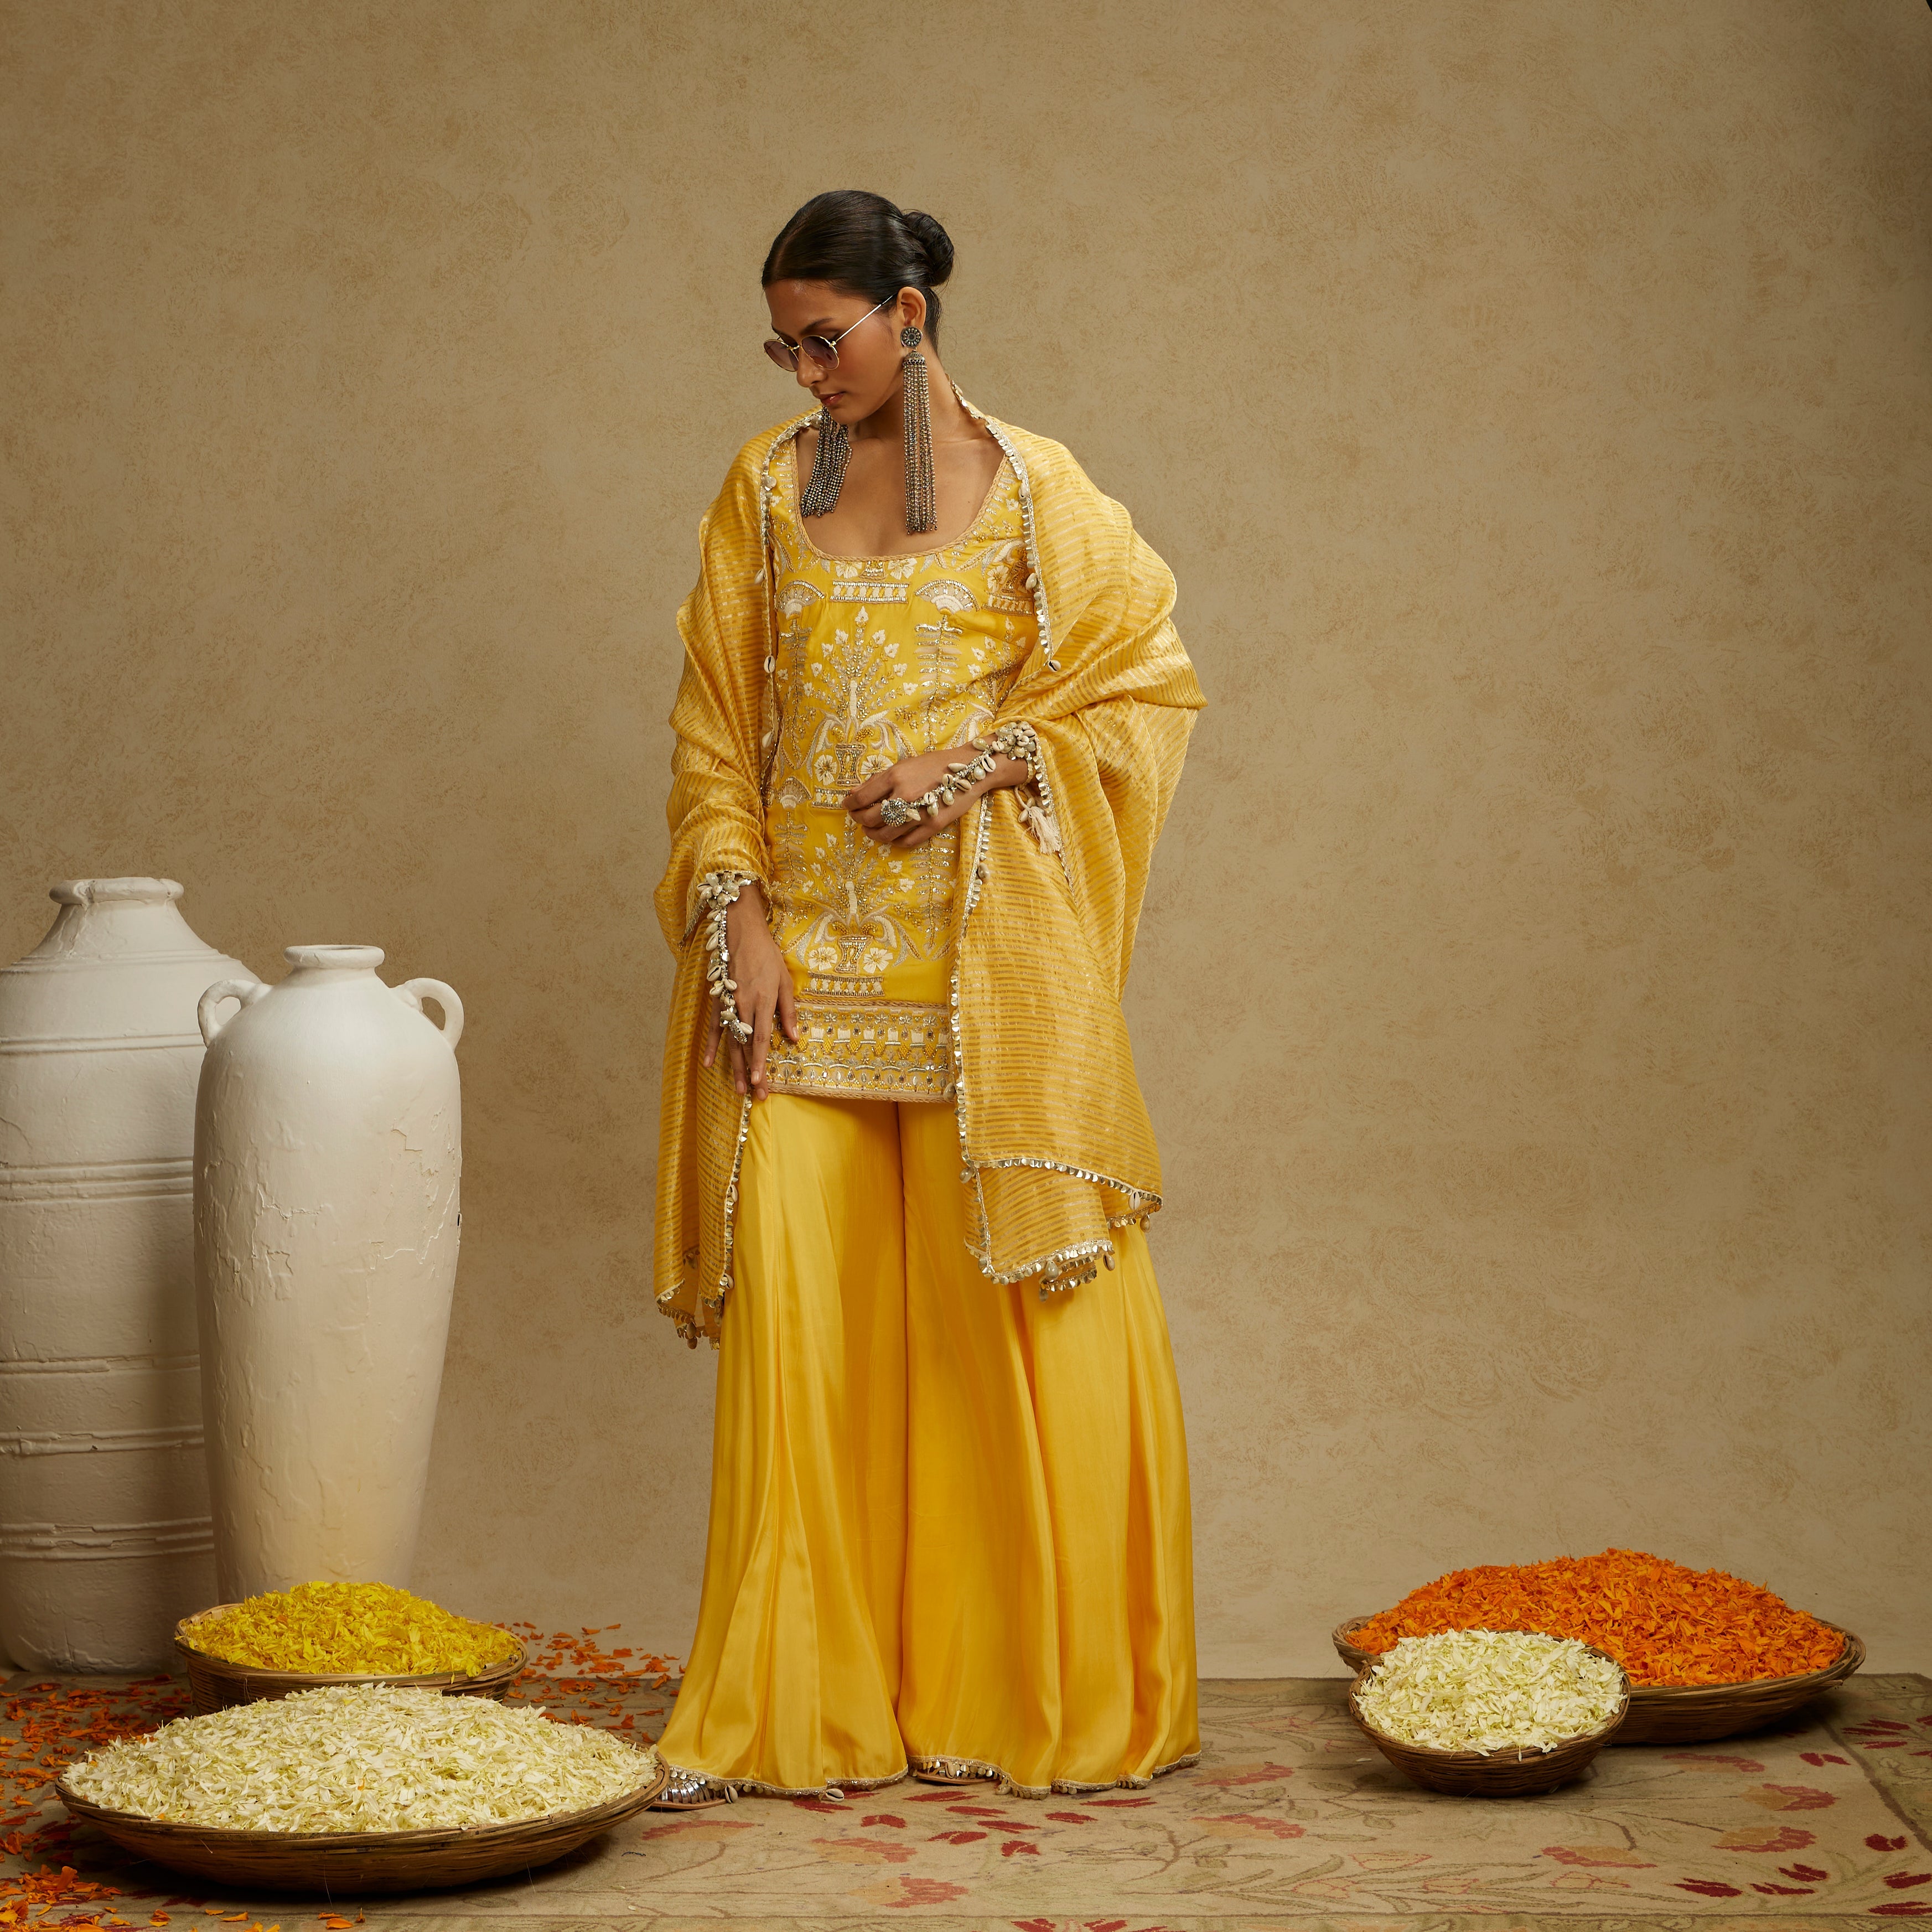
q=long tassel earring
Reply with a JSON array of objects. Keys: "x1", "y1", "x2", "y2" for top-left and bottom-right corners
[
  {"x1": 899, "y1": 324, "x2": 936, "y2": 533},
  {"x1": 799, "y1": 402, "x2": 851, "y2": 516}
]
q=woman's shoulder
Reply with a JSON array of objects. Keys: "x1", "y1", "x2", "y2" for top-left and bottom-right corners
[
  {"x1": 957, "y1": 402, "x2": 1074, "y2": 479},
  {"x1": 973, "y1": 413, "x2": 1115, "y2": 512},
  {"x1": 983, "y1": 419, "x2": 1134, "y2": 552},
  {"x1": 730, "y1": 411, "x2": 815, "y2": 479},
  {"x1": 693, "y1": 413, "x2": 814, "y2": 536}
]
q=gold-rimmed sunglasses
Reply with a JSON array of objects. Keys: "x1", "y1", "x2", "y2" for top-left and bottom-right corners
[{"x1": 763, "y1": 294, "x2": 893, "y2": 372}]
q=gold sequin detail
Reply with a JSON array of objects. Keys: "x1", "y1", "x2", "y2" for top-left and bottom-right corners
[{"x1": 763, "y1": 1000, "x2": 955, "y2": 1101}]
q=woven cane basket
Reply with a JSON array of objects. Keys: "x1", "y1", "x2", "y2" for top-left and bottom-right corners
[
  {"x1": 1346, "y1": 1648, "x2": 1629, "y2": 1798},
  {"x1": 54, "y1": 1757, "x2": 667, "y2": 1895},
  {"x1": 175, "y1": 1607, "x2": 525, "y2": 1716},
  {"x1": 1333, "y1": 1615, "x2": 1863, "y2": 1747}
]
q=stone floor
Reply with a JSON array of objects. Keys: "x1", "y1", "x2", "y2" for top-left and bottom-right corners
[{"x1": 4, "y1": 1665, "x2": 1930, "y2": 1930}]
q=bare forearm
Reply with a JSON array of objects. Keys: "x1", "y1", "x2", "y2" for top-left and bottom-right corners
[
  {"x1": 698, "y1": 880, "x2": 797, "y2": 1101},
  {"x1": 969, "y1": 750, "x2": 1030, "y2": 794}
]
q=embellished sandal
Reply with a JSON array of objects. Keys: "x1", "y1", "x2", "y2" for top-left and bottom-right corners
[
  {"x1": 911, "y1": 1754, "x2": 1003, "y2": 1789},
  {"x1": 650, "y1": 1763, "x2": 739, "y2": 1810}
]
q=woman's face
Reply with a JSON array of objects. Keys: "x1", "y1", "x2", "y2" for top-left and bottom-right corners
[{"x1": 764, "y1": 279, "x2": 920, "y2": 423}]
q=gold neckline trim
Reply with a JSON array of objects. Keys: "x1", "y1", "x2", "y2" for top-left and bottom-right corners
[{"x1": 778, "y1": 435, "x2": 1012, "y2": 567}]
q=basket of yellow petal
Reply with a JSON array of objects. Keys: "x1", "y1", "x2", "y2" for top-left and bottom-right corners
[
  {"x1": 56, "y1": 1682, "x2": 665, "y2": 1894},
  {"x1": 1346, "y1": 1629, "x2": 1630, "y2": 1798},
  {"x1": 1333, "y1": 1548, "x2": 1861, "y2": 1745},
  {"x1": 174, "y1": 1582, "x2": 525, "y2": 1715}
]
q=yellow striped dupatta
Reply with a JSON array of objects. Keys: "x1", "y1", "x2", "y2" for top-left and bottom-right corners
[{"x1": 653, "y1": 395, "x2": 1205, "y2": 1345}]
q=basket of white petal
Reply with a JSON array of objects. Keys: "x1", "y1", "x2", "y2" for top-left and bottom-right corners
[
  {"x1": 1346, "y1": 1628, "x2": 1630, "y2": 1797},
  {"x1": 55, "y1": 1683, "x2": 666, "y2": 1893}
]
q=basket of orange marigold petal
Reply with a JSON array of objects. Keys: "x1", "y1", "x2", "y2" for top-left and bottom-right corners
[{"x1": 1334, "y1": 1549, "x2": 1862, "y2": 1745}]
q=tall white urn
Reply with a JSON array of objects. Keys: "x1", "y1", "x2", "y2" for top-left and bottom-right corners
[
  {"x1": 0, "y1": 878, "x2": 257, "y2": 1670},
  {"x1": 194, "y1": 945, "x2": 463, "y2": 1600}
]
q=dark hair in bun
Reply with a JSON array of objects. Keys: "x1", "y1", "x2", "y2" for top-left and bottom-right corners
[{"x1": 763, "y1": 190, "x2": 955, "y2": 341}]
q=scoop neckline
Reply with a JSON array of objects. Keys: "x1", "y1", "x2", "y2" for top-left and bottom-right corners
[{"x1": 782, "y1": 432, "x2": 1011, "y2": 565}]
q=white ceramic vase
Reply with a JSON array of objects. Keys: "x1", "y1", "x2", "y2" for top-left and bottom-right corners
[
  {"x1": 194, "y1": 945, "x2": 464, "y2": 1600},
  {"x1": 0, "y1": 878, "x2": 257, "y2": 1670}
]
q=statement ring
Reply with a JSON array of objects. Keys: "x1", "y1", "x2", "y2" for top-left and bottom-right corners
[{"x1": 879, "y1": 796, "x2": 921, "y2": 827}]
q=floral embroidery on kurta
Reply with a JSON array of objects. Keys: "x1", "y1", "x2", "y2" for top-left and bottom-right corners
[{"x1": 761, "y1": 440, "x2": 1035, "y2": 1102}]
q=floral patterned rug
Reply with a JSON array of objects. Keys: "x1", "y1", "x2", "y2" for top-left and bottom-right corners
[{"x1": 4, "y1": 1666, "x2": 1929, "y2": 1930}]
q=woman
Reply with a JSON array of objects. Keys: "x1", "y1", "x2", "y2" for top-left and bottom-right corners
[{"x1": 650, "y1": 190, "x2": 1206, "y2": 1805}]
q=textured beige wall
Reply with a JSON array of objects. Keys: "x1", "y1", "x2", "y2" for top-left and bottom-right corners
[{"x1": 3, "y1": 2, "x2": 1928, "y2": 1677}]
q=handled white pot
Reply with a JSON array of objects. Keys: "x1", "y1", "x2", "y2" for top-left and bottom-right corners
[
  {"x1": 0, "y1": 878, "x2": 255, "y2": 1670},
  {"x1": 194, "y1": 945, "x2": 463, "y2": 1599}
]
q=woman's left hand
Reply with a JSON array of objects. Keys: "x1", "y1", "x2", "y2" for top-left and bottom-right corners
[{"x1": 845, "y1": 743, "x2": 1029, "y2": 849}]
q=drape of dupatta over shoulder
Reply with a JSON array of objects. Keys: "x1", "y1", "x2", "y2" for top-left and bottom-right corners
[{"x1": 654, "y1": 393, "x2": 1206, "y2": 1345}]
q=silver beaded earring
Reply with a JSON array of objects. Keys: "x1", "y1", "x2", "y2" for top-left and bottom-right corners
[
  {"x1": 799, "y1": 403, "x2": 851, "y2": 517},
  {"x1": 900, "y1": 323, "x2": 936, "y2": 533}
]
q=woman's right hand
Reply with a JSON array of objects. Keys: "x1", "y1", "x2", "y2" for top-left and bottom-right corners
[{"x1": 700, "y1": 884, "x2": 799, "y2": 1101}]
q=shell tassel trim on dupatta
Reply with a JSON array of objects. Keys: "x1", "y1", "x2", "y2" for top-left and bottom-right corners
[
  {"x1": 713, "y1": 1091, "x2": 754, "y2": 1312},
  {"x1": 944, "y1": 774, "x2": 1160, "y2": 1301}
]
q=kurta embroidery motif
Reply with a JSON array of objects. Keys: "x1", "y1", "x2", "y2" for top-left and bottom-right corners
[{"x1": 761, "y1": 439, "x2": 1034, "y2": 1102}]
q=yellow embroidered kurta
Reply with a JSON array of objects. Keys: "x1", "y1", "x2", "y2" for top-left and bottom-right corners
[
  {"x1": 655, "y1": 392, "x2": 1206, "y2": 1346},
  {"x1": 760, "y1": 440, "x2": 1034, "y2": 1102}
]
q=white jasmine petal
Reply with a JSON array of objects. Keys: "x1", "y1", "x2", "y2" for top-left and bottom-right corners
[
  {"x1": 1355, "y1": 1629, "x2": 1623, "y2": 1754},
  {"x1": 64, "y1": 1684, "x2": 658, "y2": 1833}
]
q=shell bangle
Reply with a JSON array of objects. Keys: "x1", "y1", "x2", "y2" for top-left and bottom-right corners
[
  {"x1": 880, "y1": 723, "x2": 1056, "y2": 846},
  {"x1": 977, "y1": 722, "x2": 1060, "y2": 853},
  {"x1": 696, "y1": 871, "x2": 759, "y2": 1047}
]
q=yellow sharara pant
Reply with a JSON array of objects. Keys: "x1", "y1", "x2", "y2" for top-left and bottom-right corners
[{"x1": 656, "y1": 1092, "x2": 1200, "y2": 1798}]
